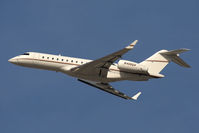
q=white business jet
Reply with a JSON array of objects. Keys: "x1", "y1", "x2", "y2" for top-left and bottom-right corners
[{"x1": 8, "y1": 40, "x2": 190, "y2": 100}]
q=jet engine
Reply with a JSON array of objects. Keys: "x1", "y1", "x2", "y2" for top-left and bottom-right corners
[{"x1": 118, "y1": 60, "x2": 148, "y2": 74}]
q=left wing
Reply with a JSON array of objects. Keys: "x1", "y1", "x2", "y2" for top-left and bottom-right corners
[
  {"x1": 71, "y1": 40, "x2": 138, "y2": 76},
  {"x1": 78, "y1": 79, "x2": 141, "y2": 100}
]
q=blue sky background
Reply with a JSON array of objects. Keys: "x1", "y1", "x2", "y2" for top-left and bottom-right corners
[{"x1": 1, "y1": 0, "x2": 199, "y2": 133}]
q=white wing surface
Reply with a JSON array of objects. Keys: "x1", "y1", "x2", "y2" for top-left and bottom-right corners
[
  {"x1": 71, "y1": 40, "x2": 138, "y2": 76},
  {"x1": 78, "y1": 79, "x2": 141, "y2": 100}
]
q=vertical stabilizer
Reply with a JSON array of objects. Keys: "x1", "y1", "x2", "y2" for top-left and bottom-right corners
[{"x1": 140, "y1": 50, "x2": 169, "y2": 74}]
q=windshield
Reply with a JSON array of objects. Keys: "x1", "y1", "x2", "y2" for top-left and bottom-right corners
[{"x1": 22, "y1": 53, "x2": 30, "y2": 55}]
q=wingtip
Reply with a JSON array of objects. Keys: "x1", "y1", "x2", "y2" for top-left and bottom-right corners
[
  {"x1": 126, "y1": 40, "x2": 138, "y2": 49},
  {"x1": 130, "y1": 40, "x2": 138, "y2": 46},
  {"x1": 131, "y1": 91, "x2": 142, "y2": 100}
]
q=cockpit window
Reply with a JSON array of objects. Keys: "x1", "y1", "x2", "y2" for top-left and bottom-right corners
[{"x1": 22, "y1": 53, "x2": 30, "y2": 55}]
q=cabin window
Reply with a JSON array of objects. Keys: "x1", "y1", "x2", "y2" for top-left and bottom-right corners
[
  {"x1": 71, "y1": 60, "x2": 73, "y2": 62},
  {"x1": 47, "y1": 57, "x2": 49, "y2": 59},
  {"x1": 57, "y1": 58, "x2": 59, "y2": 61},
  {"x1": 76, "y1": 61, "x2": 78, "y2": 63},
  {"x1": 66, "y1": 59, "x2": 68, "y2": 62},
  {"x1": 52, "y1": 58, "x2": 54, "y2": 60},
  {"x1": 62, "y1": 59, "x2": 64, "y2": 61},
  {"x1": 81, "y1": 61, "x2": 83, "y2": 64},
  {"x1": 42, "y1": 56, "x2": 44, "y2": 59}
]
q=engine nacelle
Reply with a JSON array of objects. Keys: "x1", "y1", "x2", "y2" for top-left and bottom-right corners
[{"x1": 118, "y1": 60, "x2": 148, "y2": 74}]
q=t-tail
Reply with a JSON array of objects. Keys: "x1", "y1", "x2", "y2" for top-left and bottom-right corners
[{"x1": 139, "y1": 49, "x2": 191, "y2": 78}]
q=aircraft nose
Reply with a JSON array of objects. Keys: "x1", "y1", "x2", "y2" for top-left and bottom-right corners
[{"x1": 8, "y1": 57, "x2": 18, "y2": 64}]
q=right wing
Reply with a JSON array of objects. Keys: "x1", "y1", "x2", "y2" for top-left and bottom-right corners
[
  {"x1": 71, "y1": 40, "x2": 138, "y2": 76},
  {"x1": 78, "y1": 79, "x2": 141, "y2": 100}
]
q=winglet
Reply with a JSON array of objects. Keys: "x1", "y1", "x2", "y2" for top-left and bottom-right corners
[
  {"x1": 126, "y1": 40, "x2": 138, "y2": 49},
  {"x1": 131, "y1": 91, "x2": 142, "y2": 100}
]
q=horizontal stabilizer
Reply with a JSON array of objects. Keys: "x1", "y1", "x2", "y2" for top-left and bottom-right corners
[
  {"x1": 160, "y1": 48, "x2": 190, "y2": 55},
  {"x1": 131, "y1": 92, "x2": 142, "y2": 100},
  {"x1": 160, "y1": 49, "x2": 191, "y2": 68}
]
